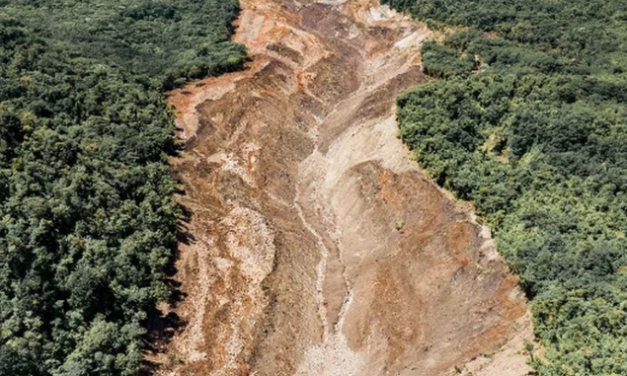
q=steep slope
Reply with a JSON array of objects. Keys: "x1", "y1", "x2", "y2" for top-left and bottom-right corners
[{"x1": 156, "y1": 0, "x2": 534, "y2": 375}]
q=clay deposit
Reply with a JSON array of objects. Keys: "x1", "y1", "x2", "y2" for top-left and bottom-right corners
[{"x1": 149, "y1": 0, "x2": 535, "y2": 375}]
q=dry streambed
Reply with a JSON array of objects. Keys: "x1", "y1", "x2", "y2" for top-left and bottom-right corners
[{"x1": 152, "y1": 0, "x2": 534, "y2": 375}]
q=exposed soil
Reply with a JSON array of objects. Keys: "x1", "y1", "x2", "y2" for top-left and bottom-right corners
[{"x1": 151, "y1": 0, "x2": 535, "y2": 375}]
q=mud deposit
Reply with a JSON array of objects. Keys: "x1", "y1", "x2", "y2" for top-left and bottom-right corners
[{"x1": 152, "y1": 0, "x2": 534, "y2": 375}]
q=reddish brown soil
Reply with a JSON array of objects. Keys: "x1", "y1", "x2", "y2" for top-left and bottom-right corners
[{"x1": 150, "y1": 1, "x2": 535, "y2": 375}]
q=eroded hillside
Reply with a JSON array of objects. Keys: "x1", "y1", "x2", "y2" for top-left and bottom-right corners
[{"x1": 153, "y1": 0, "x2": 534, "y2": 375}]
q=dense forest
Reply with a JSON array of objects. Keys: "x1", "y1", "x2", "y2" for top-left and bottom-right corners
[
  {"x1": 383, "y1": 0, "x2": 627, "y2": 374},
  {"x1": 0, "y1": 1, "x2": 245, "y2": 375}
]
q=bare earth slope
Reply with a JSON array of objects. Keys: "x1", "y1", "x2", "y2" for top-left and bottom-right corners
[{"x1": 156, "y1": 0, "x2": 534, "y2": 375}]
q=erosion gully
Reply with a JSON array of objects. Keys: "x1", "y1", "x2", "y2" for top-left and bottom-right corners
[{"x1": 150, "y1": 0, "x2": 534, "y2": 375}]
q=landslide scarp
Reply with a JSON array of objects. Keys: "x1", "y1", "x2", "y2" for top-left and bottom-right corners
[{"x1": 153, "y1": 1, "x2": 534, "y2": 375}]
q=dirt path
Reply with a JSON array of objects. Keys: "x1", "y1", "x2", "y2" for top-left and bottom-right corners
[{"x1": 153, "y1": 0, "x2": 534, "y2": 375}]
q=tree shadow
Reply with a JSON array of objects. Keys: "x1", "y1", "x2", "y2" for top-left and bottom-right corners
[
  {"x1": 141, "y1": 202, "x2": 196, "y2": 374},
  {"x1": 141, "y1": 310, "x2": 187, "y2": 375},
  {"x1": 174, "y1": 204, "x2": 195, "y2": 247}
]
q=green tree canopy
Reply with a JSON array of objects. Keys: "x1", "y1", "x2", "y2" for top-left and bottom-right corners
[
  {"x1": 0, "y1": 1, "x2": 246, "y2": 374},
  {"x1": 385, "y1": 0, "x2": 627, "y2": 374}
]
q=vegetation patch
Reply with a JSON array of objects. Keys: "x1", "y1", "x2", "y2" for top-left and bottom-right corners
[
  {"x1": 384, "y1": 0, "x2": 627, "y2": 374},
  {"x1": 0, "y1": 1, "x2": 245, "y2": 375}
]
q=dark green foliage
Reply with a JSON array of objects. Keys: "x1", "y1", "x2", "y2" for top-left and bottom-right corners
[
  {"x1": 387, "y1": 0, "x2": 627, "y2": 374},
  {"x1": 383, "y1": 0, "x2": 627, "y2": 75},
  {"x1": 0, "y1": 1, "x2": 245, "y2": 375},
  {"x1": 420, "y1": 40, "x2": 476, "y2": 78},
  {"x1": 1, "y1": 0, "x2": 246, "y2": 89}
]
